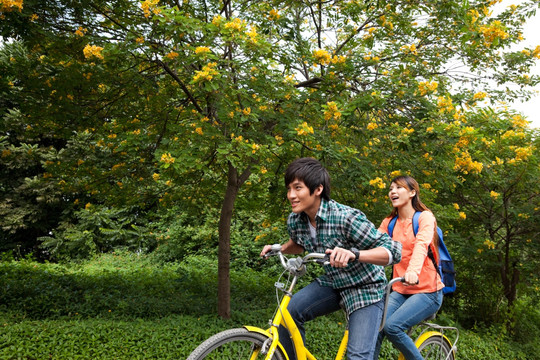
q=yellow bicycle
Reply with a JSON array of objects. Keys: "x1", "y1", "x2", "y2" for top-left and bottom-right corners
[{"x1": 187, "y1": 244, "x2": 458, "y2": 360}]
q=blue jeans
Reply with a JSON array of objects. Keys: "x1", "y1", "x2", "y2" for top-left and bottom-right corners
[
  {"x1": 278, "y1": 280, "x2": 384, "y2": 360},
  {"x1": 374, "y1": 290, "x2": 443, "y2": 360}
]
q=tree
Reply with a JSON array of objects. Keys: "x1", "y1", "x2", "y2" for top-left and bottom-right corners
[{"x1": 1, "y1": 0, "x2": 539, "y2": 321}]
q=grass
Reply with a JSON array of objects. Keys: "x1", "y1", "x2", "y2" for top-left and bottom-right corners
[{"x1": 0, "y1": 252, "x2": 536, "y2": 359}]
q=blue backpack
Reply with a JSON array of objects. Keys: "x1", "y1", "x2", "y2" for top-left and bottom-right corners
[{"x1": 387, "y1": 211, "x2": 456, "y2": 295}]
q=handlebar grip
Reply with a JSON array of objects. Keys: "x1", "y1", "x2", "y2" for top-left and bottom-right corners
[
  {"x1": 314, "y1": 254, "x2": 330, "y2": 265},
  {"x1": 263, "y1": 244, "x2": 283, "y2": 258}
]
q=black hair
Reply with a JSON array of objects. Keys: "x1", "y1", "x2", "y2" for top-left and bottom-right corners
[{"x1": 284, "y1": 157, "x2": 331, "y2": 200}]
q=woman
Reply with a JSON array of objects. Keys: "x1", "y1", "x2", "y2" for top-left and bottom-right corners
[{"x1": 374, "y1": 175, "x2": 444, "y2": 360}]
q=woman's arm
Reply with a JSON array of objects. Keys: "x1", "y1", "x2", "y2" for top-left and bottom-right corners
[{"x1": 406, "y1": 212, "x2": 436, "y2": 277}]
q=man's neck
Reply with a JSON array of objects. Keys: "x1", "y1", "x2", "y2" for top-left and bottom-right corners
[{"x1": 305, "y1": 198, "x2": 322, "y2": 226}]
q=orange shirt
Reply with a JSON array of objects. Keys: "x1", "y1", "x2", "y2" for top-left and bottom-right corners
[{"x1": 379, "y1": 211, "x2": 444, "y2": 294}]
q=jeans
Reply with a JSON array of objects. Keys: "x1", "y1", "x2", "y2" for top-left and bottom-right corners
[
  {"x1": 278, "y1": 280, "x2": 384, "y2": 360},
  {"x1": 374, "y1": 290, "x2": 443, "y2": 360}
]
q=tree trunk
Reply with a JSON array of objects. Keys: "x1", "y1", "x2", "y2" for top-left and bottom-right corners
[{"x1": 217, "y1": 161, "x2": 252, "y2": 319}]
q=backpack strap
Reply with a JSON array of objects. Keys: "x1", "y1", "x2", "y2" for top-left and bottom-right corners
[
  {"x1": 411, "y1": 211, "x2": 441, "y2": 275},
  {"x1": 387, "y1": 216, "x2": 398, "y2": 238}
]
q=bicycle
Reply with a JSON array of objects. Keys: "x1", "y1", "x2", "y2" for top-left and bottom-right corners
[{"x1": 187, "y1": 244, "x2": 459, "y2": 360}]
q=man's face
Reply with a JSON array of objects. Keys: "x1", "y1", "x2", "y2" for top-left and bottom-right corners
[{"x1": 287, "y1": 178, "x2": 322, "y2": 215}]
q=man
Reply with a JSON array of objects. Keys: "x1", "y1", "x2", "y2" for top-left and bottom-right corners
[{"x1": 260, "y1": 157, "x2": 402, "y2": 360}]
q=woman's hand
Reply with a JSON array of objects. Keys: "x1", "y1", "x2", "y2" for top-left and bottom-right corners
[
  {"x1": 403, "y1": 271, "x2": 419, "y2": 286},
  {"x1": 325, "y1": 247, "x2": 355, "y2": 267}
]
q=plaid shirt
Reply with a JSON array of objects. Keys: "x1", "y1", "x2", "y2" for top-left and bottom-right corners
[{"x1": 287, "y1": 199, "x2": 402, "y2": 315}]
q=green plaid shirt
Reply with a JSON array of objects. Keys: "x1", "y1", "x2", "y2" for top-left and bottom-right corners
[{"x1": 288, "y1": 199, "x2": 402, "y2": 315}]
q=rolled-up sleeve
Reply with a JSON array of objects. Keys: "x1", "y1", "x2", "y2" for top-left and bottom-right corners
[{"x1": 347, "y1": 213, "x2": 402, "y2": 265}]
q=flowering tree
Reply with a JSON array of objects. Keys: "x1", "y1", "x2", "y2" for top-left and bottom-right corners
[{"x1": 1, "y1": 0, "x2": 539, "y2": 320}]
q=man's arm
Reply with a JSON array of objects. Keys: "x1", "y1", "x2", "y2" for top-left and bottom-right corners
[{"x1": 325, "y1": 246, "x2": 391, "y2": 267}]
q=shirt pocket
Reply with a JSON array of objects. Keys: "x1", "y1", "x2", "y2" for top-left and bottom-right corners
[{"x1": 318, "y1": 235, "x2": 343, "y2": 251}]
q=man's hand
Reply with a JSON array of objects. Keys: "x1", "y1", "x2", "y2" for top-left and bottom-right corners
[
  {"x1": 260, "y1": 244, "x2": 273, "y2": 258},
  {"x1": 325, "y1": 247, "x2": 355, "y2": 267}
]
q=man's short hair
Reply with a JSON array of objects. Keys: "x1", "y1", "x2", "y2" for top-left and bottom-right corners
[{"x1": 285, "y1": 157, "x2": 331, "y2": 201}]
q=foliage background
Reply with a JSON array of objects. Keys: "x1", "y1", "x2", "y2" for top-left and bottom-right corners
[{"x1": 1, "y1": 0, "x2": 539, "y2": 358}]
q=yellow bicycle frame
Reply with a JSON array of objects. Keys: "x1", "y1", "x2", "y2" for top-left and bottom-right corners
[{"x1": 244, "y1": 292, "x2": 349, "y2": 360}]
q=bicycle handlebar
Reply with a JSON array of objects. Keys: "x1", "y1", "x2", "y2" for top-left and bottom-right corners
[{"x1": 264, "y1": 245, "x2": 330, "y2": 276}]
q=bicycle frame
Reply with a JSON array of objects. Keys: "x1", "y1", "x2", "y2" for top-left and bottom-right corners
[
  {"x1": 247, "y1": 248, "x2": 457, "y2": 360},
  {"x1": 245, "y1": 250, "x2": 349, "y2": 360},
  {"x1": 245, "y1": 285, "x2": 349, "y2": 360}
]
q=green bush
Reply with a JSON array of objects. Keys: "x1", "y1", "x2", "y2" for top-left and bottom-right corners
[{"x1": 1, "y1": 253, "x2": 538, "y2": 359}]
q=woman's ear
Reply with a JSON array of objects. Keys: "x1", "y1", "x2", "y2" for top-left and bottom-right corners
[{"x1": 409, "y1": 189, "x2": 416, "y2": 198}]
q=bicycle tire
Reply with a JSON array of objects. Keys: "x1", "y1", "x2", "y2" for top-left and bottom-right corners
[
  {"x1": 187, "y1": 328, "x2": 288, "y2": 360},
  {"x1": 417, "y1": 334, "x2": 454, "y2": 360}
]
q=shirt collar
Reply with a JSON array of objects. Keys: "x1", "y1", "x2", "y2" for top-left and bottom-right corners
[{"x1": 315, "y1": 198, "x2": 330, "y2": 222}]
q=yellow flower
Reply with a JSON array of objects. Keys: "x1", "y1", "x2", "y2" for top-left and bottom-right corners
[
  {"x1": 473, "y1": 92, "x2": 487, "y2": 100},
  {"x1": 511, "y1": 115, "x2": 528, "y2": 128},
  {"x1": 246, "y1": 26, "x2": 258, "y2": 43},
  {"x1": 195, "y1": 127, "x2": 203, "y2": 135},
  {"x1": 483, "y1": 239, "x2": 495, "y2": 250},
  {"x1": 369, "y1": 177, "x2": 386, "y2": 189},
  {"x1": 160, "y1": 153, "x2": 175, "y2": 164},
  {"x1": 141, "y1": 0, "x2": 160, "y2": 18},
  {"x1": 152, "y1": 173, "x2": 160, "y2": 181},
  {"x1": 165, "y1": 51, "x2": 179, "y2": 59},
  {"x1": 224, "y1": 18, "x2": 246, "y2": 32},
  {"x1": 418, "y1": 81, "x2": 438, "y2": 96},
  {"x1": 453, "y1": 203, "x2": 460, "y2": 210},
  {"x1": 195, "y1": 46, "x2": 211, "y2": 55},
  {"x1": 268, "y1": 9, "x2": 280, "y2": 20},
  {"x1": 514, "y1": 146, "x2": 533, "y2": 161},
  {"x1": 367, "y1": 122, "x2": 378, "y2": 130},
  {"x1": 83, "y1": 44, "x2": 104, "y2": 60},
  {"x1": 324, "y1": 101, "x2": 341, "y2": 121},
  {"x1": 295, "y1": 122, "x2": 314, "y2": 136},
  {"x1": 490, "y1": 191, "x2": 500, "y2": 199},
  {"x1": 313, "y1": 49, "x2": 332, "y2": 66},
  {"x1": 459, "y1": 212, "x2": 467, "y2": 220},
  {"x1": 479, "y1": 20, "x2": 509, "y2": 47},
  {"x1": 193, "y1": 62, "x2": 219, "y2": 83},
  {"x1": 437, "y1": 96, "x2": 454, "y2": 113},
  {"x1": 74, "y1": 26, "x2": 87, "y2": 37},
  {"x1": 0, "y1": 0, "x2": 23, "y2": 12}
]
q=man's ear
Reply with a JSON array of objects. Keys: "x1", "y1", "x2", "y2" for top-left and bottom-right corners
[{"x1": 314, "y1": 185, "x2": 324, "y2": 197}]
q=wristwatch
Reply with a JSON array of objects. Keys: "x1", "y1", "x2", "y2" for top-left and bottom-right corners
[{"x1": 351, "y1": 247, "x2": 360, "y2": 262}]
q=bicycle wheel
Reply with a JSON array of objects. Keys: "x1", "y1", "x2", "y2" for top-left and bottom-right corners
[
  {"x1": 417, "y1": 334, "x2": 454, "y2": 360},
  {"x1": 187, "y1": 328, "x2": 287, "y2": 360}
]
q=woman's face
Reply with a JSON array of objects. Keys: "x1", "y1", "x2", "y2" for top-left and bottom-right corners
[{"x1": 388, "y1": 181, "x2": 416, "y2": 209}]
